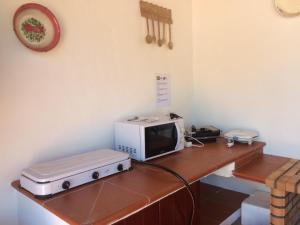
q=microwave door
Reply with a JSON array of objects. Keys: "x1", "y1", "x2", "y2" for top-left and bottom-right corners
[{"x1": 145, "y1": 123, "x2": 178, "y2": 159}]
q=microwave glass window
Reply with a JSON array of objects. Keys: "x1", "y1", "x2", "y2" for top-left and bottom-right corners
[{"x1": 145, "y1": 123, "x2": 178, "y2": 158}]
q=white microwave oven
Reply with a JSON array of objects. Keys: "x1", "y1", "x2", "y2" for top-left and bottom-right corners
[{"x1": 114, "y1": 117, "x2": 185, "y2": 161}]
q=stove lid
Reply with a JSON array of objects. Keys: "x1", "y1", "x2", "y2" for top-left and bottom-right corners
[{"x1": 21, "y1": 149, "x2": 129, "y2": 183}]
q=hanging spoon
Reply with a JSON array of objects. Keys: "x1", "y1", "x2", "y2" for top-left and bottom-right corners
[
  {"x1": 151, "y1": 19, "x2": 156, "y2": 43},
  {"x1": 157, "y1": 20, "x2": 163, "y2": 47},
  {"x1": 162, "y1": 22, "x2": 166, "y2": 45},
  {"x1": 145, "y1": 18, "x2": 152, "y2": 44},
  {"x1": 168, "y1": 23, "x2": 173, "y2": 50}
]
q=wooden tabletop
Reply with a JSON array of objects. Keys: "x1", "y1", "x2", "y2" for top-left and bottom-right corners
[
  {"x1": 12, "y1": 139, "x2": 266, "y2": 225},
  {"x1": 233, "y1": 154, "x2": 290, "y2": 183}
]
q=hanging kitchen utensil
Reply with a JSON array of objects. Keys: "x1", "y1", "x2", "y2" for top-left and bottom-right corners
[
  {"x1": 145, "y1": 18, "x2": 152, "y2": 44},
  {"x1": 168, "y1": 23, "x2": 173, "y2": 50},
  {"x1": 162, "y1": 22, "x2": 166, "y2": 45},
  {"x1": 151, "y1": 19, "x2": 156, "y2": 43},
  {"x1": 140, "y1": 1, "x2": 173, "y2": 50},
  {"x1": 157, "y1": 20, "x2": 163, "y2": 47}
]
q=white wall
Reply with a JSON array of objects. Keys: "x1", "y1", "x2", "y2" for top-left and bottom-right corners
[
  {"x1": 0, "y1": 1, "x2": 193, "y2": 224},
  {"x1": 192, "y1": 0, "x2": 300, "y2": 159}
]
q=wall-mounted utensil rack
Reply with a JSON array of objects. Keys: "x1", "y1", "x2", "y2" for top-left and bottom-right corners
[{"x1": 140, "y1": 1, "x2": 173, "y2": 50}]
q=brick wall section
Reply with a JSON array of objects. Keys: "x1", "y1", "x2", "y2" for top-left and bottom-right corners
[{"x1": 266, "y1": 160, "x2": 300, "y2": 225}]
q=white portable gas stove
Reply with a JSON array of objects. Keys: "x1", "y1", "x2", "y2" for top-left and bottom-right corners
[
  {"x1": 224, "y1": 129, "x2": 259, "y2": 148},
  {"x1": 20, "y1": 149, "x2": 131, "y2": 198}
]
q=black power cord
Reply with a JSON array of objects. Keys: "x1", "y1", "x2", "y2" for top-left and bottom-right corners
[{"x1": 133, "y1": 160, "x2": 195, "y2": 225}]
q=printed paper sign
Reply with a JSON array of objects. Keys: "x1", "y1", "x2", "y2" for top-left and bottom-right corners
[{"x1": 156, "y1": 74, "x2": 170, "y2": 107}]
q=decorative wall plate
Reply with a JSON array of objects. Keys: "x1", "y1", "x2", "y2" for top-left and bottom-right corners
[{"x1": 13, "y1": 3, "x2": 60, "y2": 52}]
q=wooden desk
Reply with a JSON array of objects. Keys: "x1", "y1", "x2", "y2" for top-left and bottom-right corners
[{"x1": 13, "y1": 139, "x2": 267, "y2": 225}]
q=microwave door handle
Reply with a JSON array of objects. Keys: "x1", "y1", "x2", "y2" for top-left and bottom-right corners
[{"x1": 175, "y1": 123, "x2": 181, "y2": 149}]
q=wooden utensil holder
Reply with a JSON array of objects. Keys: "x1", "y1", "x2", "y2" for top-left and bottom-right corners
[{"x1": 140, "y1": 1, "x2": 173, "y2": 49}]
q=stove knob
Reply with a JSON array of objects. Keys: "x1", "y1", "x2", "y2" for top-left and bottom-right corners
[
  {"x1": 92, "y1": 171, "x2": 99, "y2": 180},
  {"x1": 117, "y1": 164, "x2": 124, "y2": 172},
  {"x1": 62, "y1": 181, "x2": 70, "y2": 190}
]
